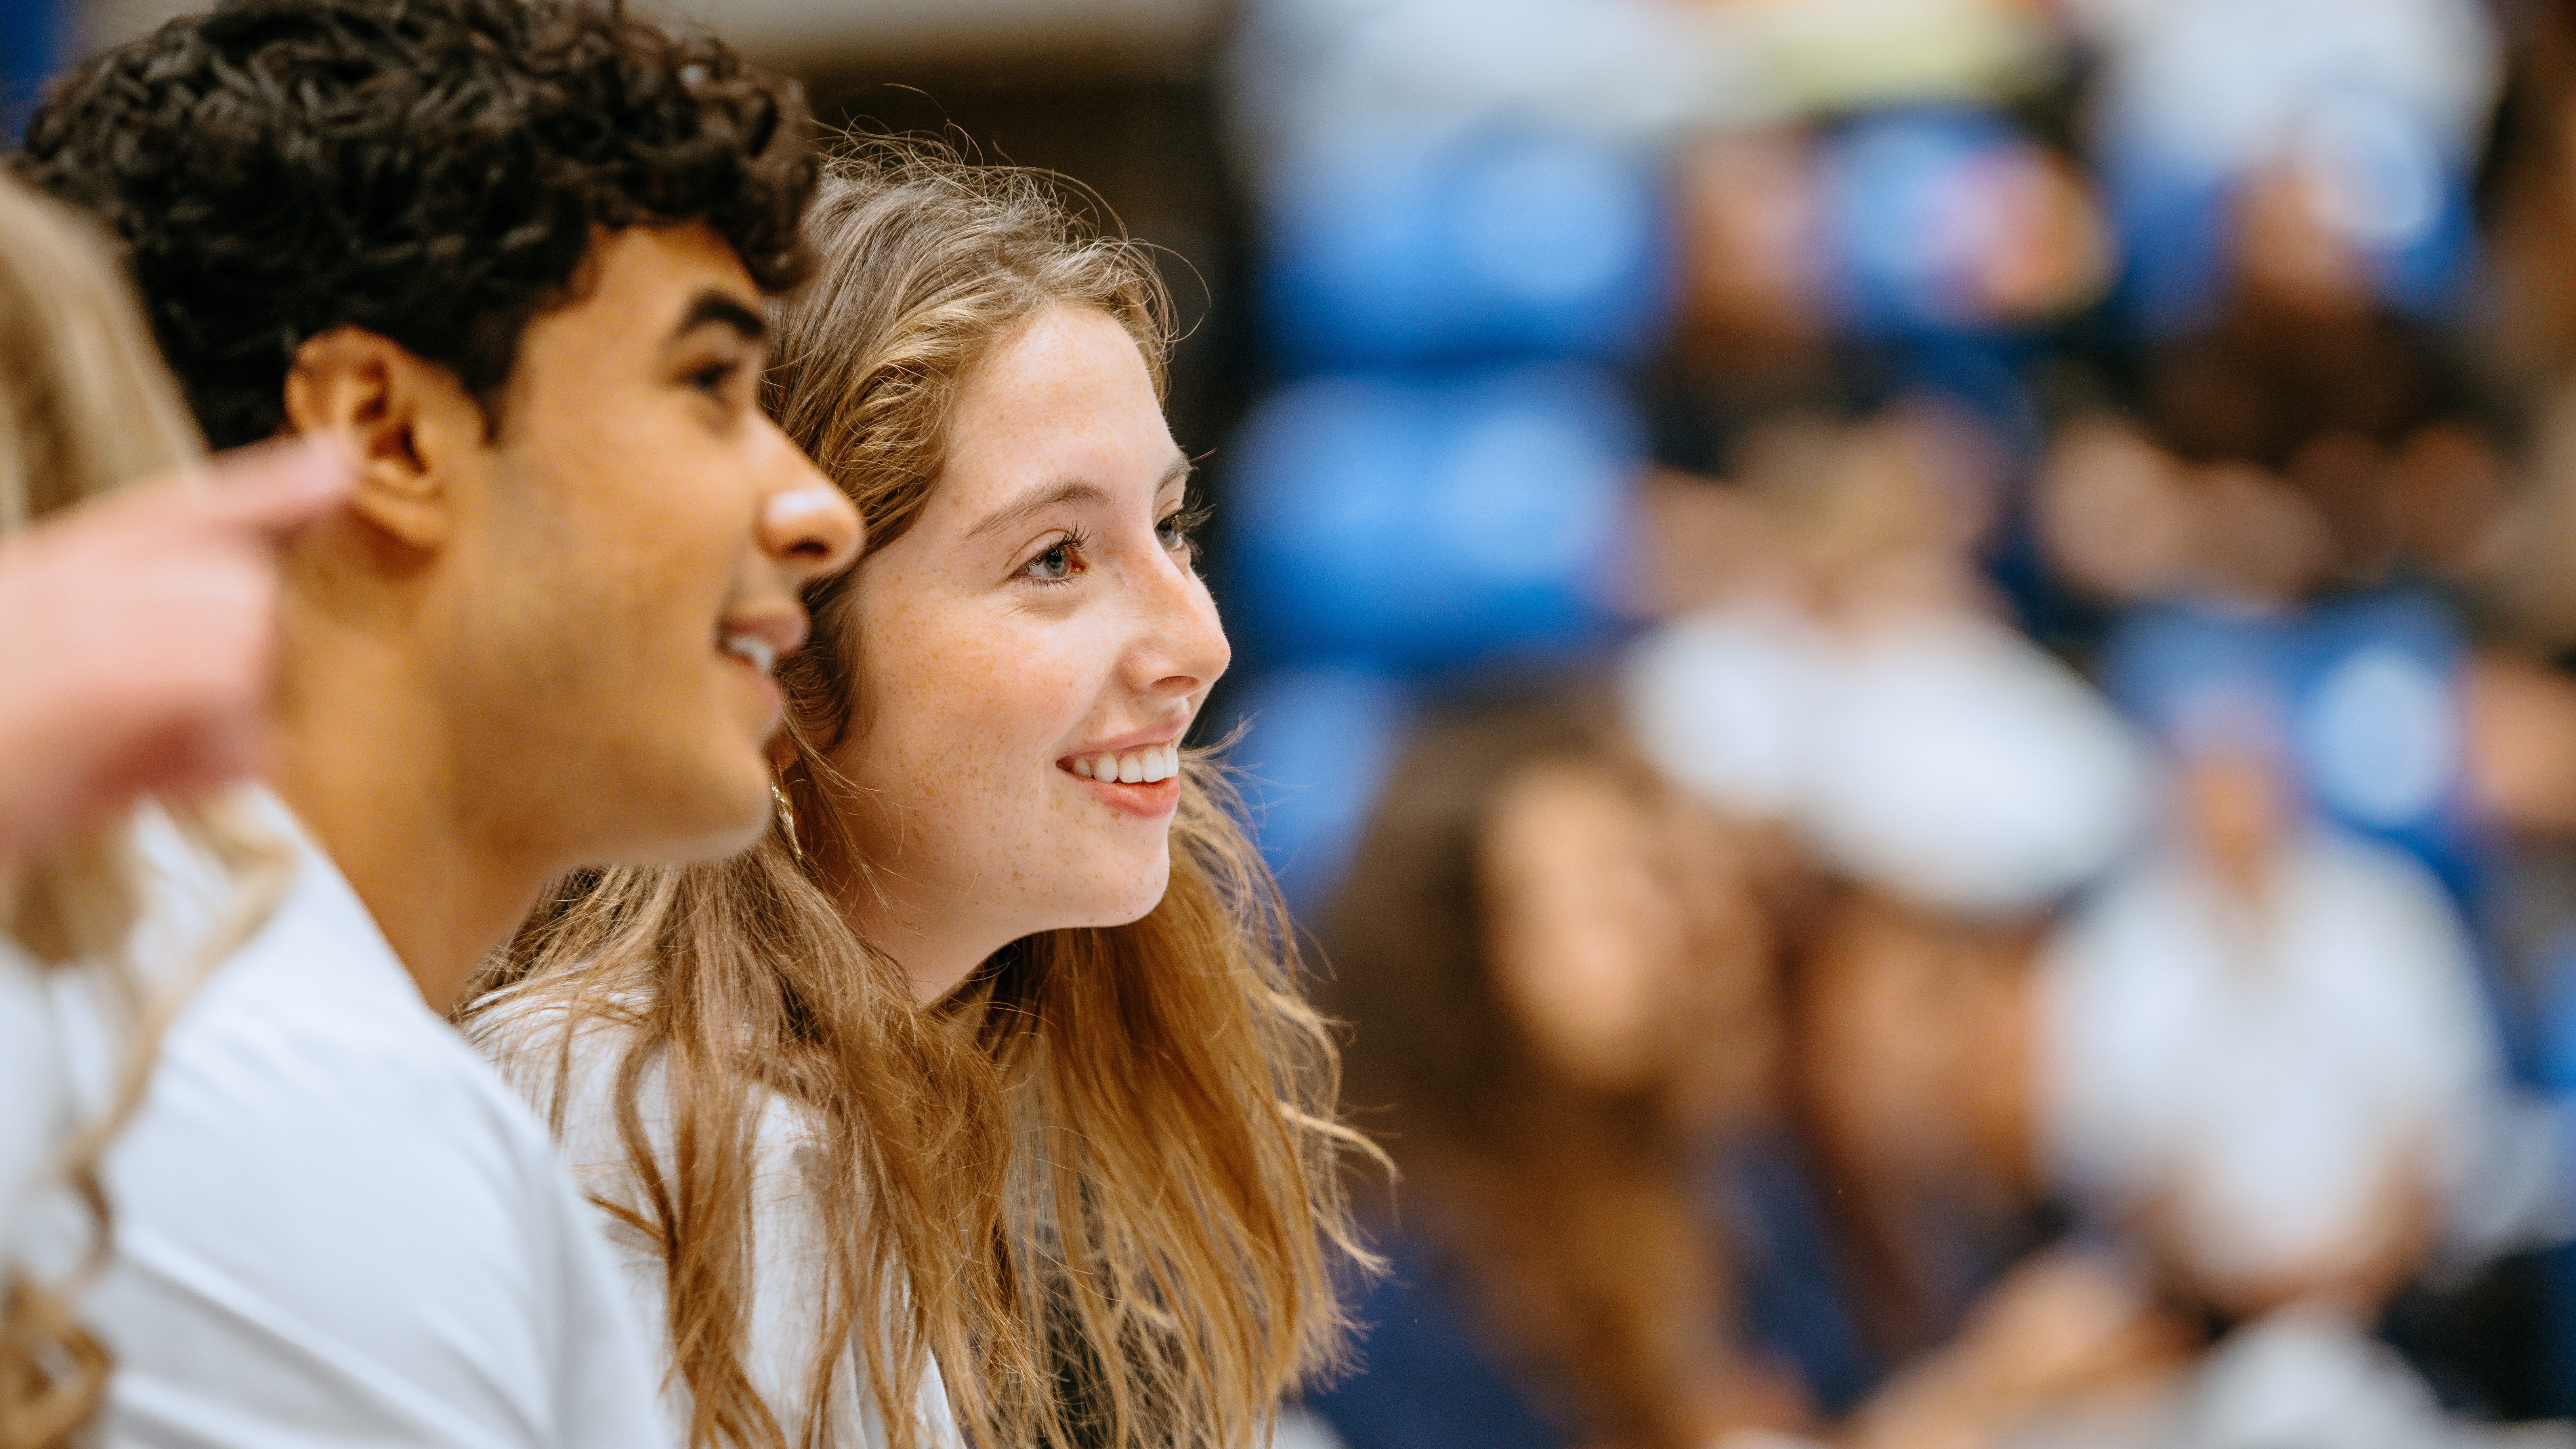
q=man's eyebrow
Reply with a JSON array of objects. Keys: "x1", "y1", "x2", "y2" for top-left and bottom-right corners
[
  {"x1": 671, "y1": 291, "x2": 766, "y2": 345},
  {"x1": 966, "y1": 481, "x2": 1108, "y2": 541}
]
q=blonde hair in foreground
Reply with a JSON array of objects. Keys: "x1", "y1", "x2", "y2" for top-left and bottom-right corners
[
  {"x1": 470, "y1": 138, "x2": 1377, "y2": 1449},
  {"x1": 0, "y1": 172, "x2": 290, "y2": 1449}
]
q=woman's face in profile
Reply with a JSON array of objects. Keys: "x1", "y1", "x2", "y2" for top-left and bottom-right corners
[
  {"x1": 822, "y1": 305, "x2": 1228, "y2": 1001},
  {"x1": 1479, "y1": 757, "x2": 1774, "y2": 1115}
]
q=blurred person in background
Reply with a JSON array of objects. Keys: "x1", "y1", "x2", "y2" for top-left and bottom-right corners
[
  {"x1": 1301, "y1": 685, "x2": 2186, "y2": 1449},
  {"x1": 1304, "y1": 692, "x2": 1800, "y2": 1449},
  {"x1": 472, "y1": 143, "x2": 1371, "y2": 1449},
  {"x1": 2028, "y1": 4, "x2": 2576, "y2": 1418},
  {"x1": 2452, "y1": 13, "x2": 2576, "y2": 1413},
  {"x1": 1613, "y1": 390, "x2": 2185, "y2": 1445},
  {"x1": 1619, "y1": 380, "x2": 2528, "y2": 1445},
  {"x1": 13, "y1": 0, "x2": 864, "y2": 1441},
  {"x1": 0, "y1": 170, "x2": 346, "y2": 1449},
  {"x1": 2042, "y1": 683, "x2": 2500, "y2": 1319},
  {"x1": 2015, "y1": 727, "x2": 2553, "y2": 1441},
  {"x1": 2455, "y1": 0, "x2": 2576, "y2": 929}
]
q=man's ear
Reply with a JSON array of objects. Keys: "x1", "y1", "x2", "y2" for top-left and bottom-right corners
[{"x1": 280, "y1": 327, "x2": 485, "y2": 550}]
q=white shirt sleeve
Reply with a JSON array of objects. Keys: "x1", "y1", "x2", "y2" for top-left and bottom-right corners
[{"x1": 50, "y1": 811, "x2": 664, "y2": 1449}]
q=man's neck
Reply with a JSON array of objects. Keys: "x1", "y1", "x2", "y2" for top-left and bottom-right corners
[{"x1": 267, "y1": 613, "x2": 547, "y2": 1015}]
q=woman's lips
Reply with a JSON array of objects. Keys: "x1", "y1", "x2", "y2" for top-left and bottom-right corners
[
  {"x1": 1056, "y1": 730, "x2": 1188, "y2": 819},
  {"x1": 1061, "y1": 773, "x2": 1180, "y2": 820},
  {"x1": 1060, "y1": 750, "x2": 1183, "y2": 819}
]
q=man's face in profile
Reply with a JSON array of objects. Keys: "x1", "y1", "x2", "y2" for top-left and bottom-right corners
[{"x1": 441, "y1": 222, "x2": 856, "y2": 866}]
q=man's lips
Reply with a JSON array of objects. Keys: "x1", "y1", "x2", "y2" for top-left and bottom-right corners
[{"x1": 716, "y1": 604, "x2": 808, "y2": 675}]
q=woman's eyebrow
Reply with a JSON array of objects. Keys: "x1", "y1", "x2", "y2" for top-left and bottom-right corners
[{"x1": 966, "y1": 481, "x2": 1107, "y2": 540}]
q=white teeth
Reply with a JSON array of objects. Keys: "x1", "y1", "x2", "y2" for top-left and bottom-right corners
[
  {"x1": 723, "y1": 633, "x2": 776, "y2": 675},
  {"x1": 1067, "y1": 745, "x2": 1181, "y2": 784}
]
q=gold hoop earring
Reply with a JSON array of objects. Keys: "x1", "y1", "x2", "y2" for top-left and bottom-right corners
[{"x1": 770, "y1": 782, "x2": 806, "y2": 866}]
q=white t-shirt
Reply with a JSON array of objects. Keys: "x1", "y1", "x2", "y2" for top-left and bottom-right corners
[
  {"x1": 36, "y1": 793, "x2": 664, "y2": 1448},
  {"x1": 2041, "y1": 828, "x2": 2501, "y2": 1288},
  {"x1": 476, "y1": 1000, "x2": 963, "y2": 1449},
  {"x1": 0, "y1": 934, "x2": 67, "y2": 1277}
]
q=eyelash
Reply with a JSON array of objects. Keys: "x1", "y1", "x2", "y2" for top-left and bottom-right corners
[
  {"x1": 1017, "y1": 505, "x2": 1210, "y2": 587},
  {"x1": 691, "y1": 359, "x2": 743, "y2": 396},
  {"x1": 1020, "y1": 527, "x2": 1091, "y2": 587},
  {"x1": 1158, "y1": 503, "x2": 1211, "y2": 557}
]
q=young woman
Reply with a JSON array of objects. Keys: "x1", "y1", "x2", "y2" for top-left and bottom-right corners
[
  {"x1": 470, "y1": 142, "x2": 1369, "y2": 1449},
  {"x1": 0, "y1": 173, "x2": 341, "y2": 1449},
  {"x1": 1300, "y1": 692, "x2": 1792, "y2": 1449}
]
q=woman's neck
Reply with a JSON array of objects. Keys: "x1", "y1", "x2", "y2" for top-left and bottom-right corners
[{"x1": 823, "y1": 860, "x2": 1008, "y2": 1006}]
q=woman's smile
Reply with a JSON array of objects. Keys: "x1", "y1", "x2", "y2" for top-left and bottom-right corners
[{"x1": 1058, "y1": 730, "x2": 1187, "y2": 817}]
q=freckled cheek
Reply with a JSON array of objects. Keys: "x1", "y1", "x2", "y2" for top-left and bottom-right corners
[
  {"x1": 905, "y1": 619, "x2": 1111, "y2": 784},
  {"x1": 865, "y1": 608, "x2": 1077, "y2": 799}
]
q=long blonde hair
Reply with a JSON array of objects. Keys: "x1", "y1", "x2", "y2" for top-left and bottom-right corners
[
  {"x1": 0, "y1": 173, "x2": 288, "y2": 1449},
  {"x1": 0, "y1": 171, "x2": 204, "y2": 968},
  {"x1": 470, "y1": 140, "x2": 1373, "y2": 1449}
]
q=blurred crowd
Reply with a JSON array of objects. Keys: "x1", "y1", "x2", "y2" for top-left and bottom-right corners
[{"x1": 1213, "y1": 0, "x2": 2576, "y2": 1445}]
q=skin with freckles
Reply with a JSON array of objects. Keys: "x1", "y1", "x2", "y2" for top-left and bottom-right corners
[
  {"x1": 819, "y1": 305, "x2": 1226, "y2": 1002},
  {"x1": 276, "y1": 222, "x2": 863, "y2": 1008}
]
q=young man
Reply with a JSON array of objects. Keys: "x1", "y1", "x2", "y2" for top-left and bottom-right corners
[{"x1": 16, "y1": 0, "x2": 863, "y2": 1441}]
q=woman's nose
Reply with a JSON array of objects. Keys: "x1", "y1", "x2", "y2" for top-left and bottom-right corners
[{"x1": 1134, "y1": 554, "x2": 1230, "y2": 698}]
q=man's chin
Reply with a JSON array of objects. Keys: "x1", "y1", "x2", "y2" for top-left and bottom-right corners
[{"x1": 592, "y1": 765, "x2": 773, "y2": 869}]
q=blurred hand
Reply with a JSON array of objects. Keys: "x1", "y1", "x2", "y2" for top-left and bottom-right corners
[
  {"x1": 1842, "y1": 1250, "x2": 2194, "y2": 1449},
  {"x1": 0, "y1": 432, "x2": 352, "y2": 872},
  {"x1": 2161, "y1": 1156, "x2": 2435, "y2": 1323}
]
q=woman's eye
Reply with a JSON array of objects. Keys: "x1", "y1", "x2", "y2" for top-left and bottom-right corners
[
  {"x1": 692, "y1": 360, "x2": 739, "y2": 396},
  {"x1": 1023, "y1": 541, "x2": 1078, "y2": 582},
  {"x1": 1157, "y1": 507, "x2": 1207, "y2": 554}
]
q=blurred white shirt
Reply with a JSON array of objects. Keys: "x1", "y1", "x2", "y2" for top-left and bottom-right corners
[
  {"x1": 36, "y1": 791, "x2": 662, "y2": 1448},
  {"x1": 476, "y1": 1004, "x2": 962, "y2": 1449},
  {"x1": 0, "y1": 935, "x2": 65, "y2": 1277},
  {"x1": 2041, "y1": 828, "x2": 2500, "y2": 1287}
]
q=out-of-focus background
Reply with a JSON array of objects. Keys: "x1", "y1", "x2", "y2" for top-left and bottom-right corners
[{"x1": 30, "y1": 0, "x2": 2576, "y2": 1443}]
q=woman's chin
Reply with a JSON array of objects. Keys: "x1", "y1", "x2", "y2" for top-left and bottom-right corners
[{"x1": 1056, "y1": 853, "x2": 1173, "y2": 930}]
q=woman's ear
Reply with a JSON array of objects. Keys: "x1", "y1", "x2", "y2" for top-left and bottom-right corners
[{"x1": 281, "y1": 326, "x2": 485, "y2": 551}]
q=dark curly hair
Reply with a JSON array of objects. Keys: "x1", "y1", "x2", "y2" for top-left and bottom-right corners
[{"x1": 15, "y1": 0, "x2": 817, "y2": 449}]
